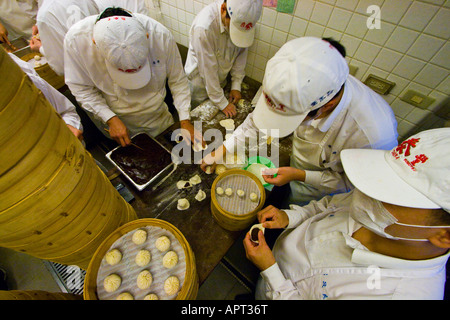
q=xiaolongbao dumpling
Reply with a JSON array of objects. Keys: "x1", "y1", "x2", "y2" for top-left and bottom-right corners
[
  {"x1": 164, "y1": 276, "x2": 180, "y2": 296},
  {"x1": 137, "y1": 270, "x2": 153, "y2": 290},
  {"x1": 132, "y1": 229, "x2": 147, "y2": 245},
  {"x1": 144, "y1": 293, "x2": 159, "y2": 300},
  {"x1": 162, "y1": 250, "x2": 178, "y2": 269},
  {"x1": 103, "y1": 274, "x2": 121, "y2": 293},
  {"x1": 116, "y1": 292, "x2": 133, "y2": 300},
  {"x1": 155, "y1": 235, "x2": 171, "y2": 252},
  {"x1": 135, "y1": 249, "x2": 151, "y2": 267},
  {"x1": 105, "y1": 248, "x2": 122, "y2": 266}
]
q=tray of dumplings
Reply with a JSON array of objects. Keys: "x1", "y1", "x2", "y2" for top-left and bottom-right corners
[
  {"x1": 88, "y1": 220, "x2": 190, "y2": 300},
  {"x1": 215, "y1": 173, "x2": 261, "y2": 215}
]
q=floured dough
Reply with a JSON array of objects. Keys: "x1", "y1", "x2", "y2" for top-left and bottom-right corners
[
  {"x1": 220, "y1": 119, "x2": 235, "y2": 130},
  {"x1": 163, "y1": 250, "x2": 178, "y2": 269},
  {"x1": 195, "y1": 189, "x2": 206, "y2": 201},
  {"x1": 237, "y1": 189, "x2": 245, "y2": 198},
  {"x1": 164, "y1": 276, "x2": 180, "y2": 296},
  {"x1": 215, "y1": 164, "x2": 226, "y2": 175},
  {"x1": 177, "y1": 198, "x2": 190, "y2": 210},
  {"x1": 144, "y1": 293, "x2": 159, "y2": 300},
  {"x1": 34, "y1": 55, "x2": 41, "y2": 61},
  {"x1": 176, "y1": 180, "x2": 191, "y2": 189},
  {"x1": 216, "y1": 187, "x2": 224, "y2": 196},
  {"x1": 249, "y1": 192, "x2": 258, "y2": 202},
  {"x1": 155, "y1": 235, "x2": 171, "y2": 252},
  {"x1": 225, "y1": 187, "x2": 233, "y2": 196},
  {"x1": 116, "y1": 292, "x2": 133, "y2": 300},
  {"x1": 105, "y1": 248, "x2": 122, "y2": 266},
  {"x1": 189, "y1": 174, "x2": 201, "y2": 185},
  {"x1": 132, "y1": 229, "x2": 147, "y2": 245},
  {"x1": 135, "y1": 249, "x2": 151, "y2": 267},
  {"x1": 137, "y1": 270, "x2": 153, "y2": 290},
  {"x1": 103, "y1": 274, "x2": 121, "y2": 293}
]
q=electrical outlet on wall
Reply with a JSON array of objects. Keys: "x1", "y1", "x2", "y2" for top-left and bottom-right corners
[
  {"x1": 364, "y1": 74, "x2": 396, "y2": 95},
  {"x1": 400, "y1": 90, "x2": 436, "y2": 110}
]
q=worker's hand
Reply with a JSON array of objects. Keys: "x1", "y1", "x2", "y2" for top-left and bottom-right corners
[
  {"x1": 243, "y1": 230, "x2": 276, "y2": 271},
  {"x1": 32, "y1": 25, "x2": 39, "y2": 36},
  {"x1": 262, "y1": 166, "x2": 306, "y2": 186},
  {"x1": 67, "y1": 124, "x2": 84, "y2": 142},
  {"x1": 200, "y1": 144, "x2": 226, "y2": 173},
  {"x1": 228, "y1": 90, "x2": 241, "y2": 105},
  {"x1": 107, "y1": 116, "x2": 131, "y2": 147},
  {"x1": 257, "y1": 205, "x2": 289, "y2": 229},
  {"x1": 180, "y1": 120, "x2": 205, "y2": 150},
  {"x1": 221, "y1": 103, "x2": 236, "y2": 118},
  {"x1": 0, "y1": 22, "x2": 15, "y2": 51},
  {"x1": 29, "y1": 37, "x2": 42, "y2": 52}
]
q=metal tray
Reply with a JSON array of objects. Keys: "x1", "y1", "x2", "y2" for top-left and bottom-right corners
[{"x1": 105, "y1": 133, "x2": 175, "y2": 191}]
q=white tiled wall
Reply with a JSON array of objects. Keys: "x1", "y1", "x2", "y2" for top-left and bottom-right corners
[{"x1": 154, "y1": 0, "x2": 449, "y2": 140}]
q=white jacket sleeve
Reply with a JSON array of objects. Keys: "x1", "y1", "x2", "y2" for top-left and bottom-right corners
[
  {"x1": 37, "y1": 18, "x2": 65, "y2": 76},
  {"x1": 165, "y1": 32, "x2": 191, "y2": 121},
  {"x1": 223, "y1": 111, "x2": 259, "y2": 152},
  {"x1": 64, "y1": 36, "x2": 116, "y2": 124},
  {"x1": 229, "y1": 48, "x2": 247, "y2": 92},
  {"x1": 190, "y1": 26, "x2": 228, "y2": 110}
]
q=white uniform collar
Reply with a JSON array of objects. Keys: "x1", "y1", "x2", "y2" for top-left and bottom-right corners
[{"x1": 217, "y1": 1, "x2": 227, "y2": 34}]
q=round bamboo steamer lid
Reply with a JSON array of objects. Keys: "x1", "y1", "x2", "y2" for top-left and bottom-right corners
[
  {"x1": 0, "y1": 49, "x2": 137, "y2": 269},
  {"x1": 84, "y1": 218, "x2": 198, "y2": 300},
  {"x1": 21, "y1": 52, "x2": 66, "y2": 90},
  {"x1": 210, "y1": 169, "x2": 266, "y2": 231},
  {"x1": 0, "y1": 53, "x2": 24, "y2": 111}
]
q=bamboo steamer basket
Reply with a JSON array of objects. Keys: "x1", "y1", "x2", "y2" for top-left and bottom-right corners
[
  {"x1": 84, "y1": 218, "x2": 198, "y2": 300},
  {"x1": 21, "y1": 52, "x2": 66, "y2": 90},
  {"x1": 211, "y1": 169, "x2": 266, "y2": 231},
  {"x1": 0, "y1": 48, "x2": 137, "y2": 269},
  {"x1": 0, "y1": 290, "x2": 81, "y2": 300}
]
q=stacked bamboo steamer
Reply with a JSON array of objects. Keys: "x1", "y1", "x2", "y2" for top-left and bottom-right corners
[
  {"x1": 211, "y1": 169, "x2": 266, "y2": 231},
  {"x1": 0, "y1": 290, "x2": 82, "y2": 300},
  {"x1": 84, "y1": 219, "x2": 198, "y2": 300},
  {"x1": 21, "y1": 52, "x2": 65, "y2": 90},
  {"x1": 0, "y1": 49, "x2": 137, "y2": 270}
]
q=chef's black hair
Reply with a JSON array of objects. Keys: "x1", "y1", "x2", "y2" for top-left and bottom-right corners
[
  {"x1": 322, "y1": 37, "x2": 346, "y2": 58},
  {"x1": 97, "y1": 7, "x2": 132, "y2": 22}
]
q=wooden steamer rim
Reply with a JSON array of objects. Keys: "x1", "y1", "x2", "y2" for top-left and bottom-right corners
[
  {"x1": 84, "y1": 218, "x2": 198, "y2": 300},
  {"x1": 211, "y1": 169, "x2": 266, "y2": 231}
]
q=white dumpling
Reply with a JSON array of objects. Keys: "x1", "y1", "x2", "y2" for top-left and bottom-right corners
[
  {"x1": 105, "y1": 248, "x2": 122, "y2": 266},
  {"x1": 132, "y1": 229, "x2": 147, "y2": 245},
  {"x1": 249, "y1": 192, "x2": 258, "y2": 202},
  {"x1": 163, "y1": 250, "x2": 178, "y2": 269},
  {"x1": 216, "y1": 187, "x2": 224, "y2": 195},
  {"x1": 155, "y1": 235, "x2": 171, "y2": 252},
  {"x1": 177, "y1": 198, "x2": 190, "y2": 210},
  {"x1": 195, "y1": 189, "x2": 206, "y2": 201},
  {"x1": 215, "y1": 164, "x2": 226, "y2": 175},
  {"x1": 189, "y1": 174, "x2": 201, "y2": 185},
  {"x1": 135, "y1": 249, "x2": 151, "y2": 267},
  {"x1": 164, "y1": 276, "x2": 180, "y2": 296},
  {"x1": 137, "y1": 270, "x2": 153, "y2": 290},
  {"x1": 237, "y1": 189, "x2": 245, "y2": 198},
  {"x1": 144, "y1": 293, "x2": 159, "y2": 300},
  {"x1": 225, "y1": 187, "x2": 233, "y2": 196},
  {"x1": 103, "y1": 274, "x2": 121, "y2": 293},
  {"x1": 116, "y1": 292, "x2": 133, "y2": 300}
]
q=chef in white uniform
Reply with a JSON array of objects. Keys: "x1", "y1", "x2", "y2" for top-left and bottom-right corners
[
  {"x1": 184, "y1": 0, "x2": 262, "y2": 118},
  {"x1": 0, "y1": 0, "x2": 38, "y2": 42},
  {"x1": 9, "y1": 53, "x2": 83, "y2": 140},
  {"x1": 29, "y1": 0, "x2": 100, "y2": 76},
  {"x1": 244, "y1": 128, "x2": 450, "y2": 300},
  {"x1": 64, "y1": 7, "x2": 197, "y2": 147},
  {"x1": 202, "y1": 37, "x2": 398, "y2": 204}
]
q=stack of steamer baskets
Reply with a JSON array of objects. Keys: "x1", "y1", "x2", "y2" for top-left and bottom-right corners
[
  {"x1": 211, "y1": 169, "x2": 266, "y2": 231},
  {"x1": 84, "y1": 219, "x2": 198, "y2": 300},
  {"x1": 0, "y1": 49, "x2": 137, "y2": 270}
]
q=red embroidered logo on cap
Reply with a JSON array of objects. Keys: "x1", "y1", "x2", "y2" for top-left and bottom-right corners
[
  {"x1": 391, "y1": 137, "x2": 429, "y2": 171},
  {"x1": 264, "y1": 92, "x2": 286, "y2": 112},
  {"x1": 240, "y1": 22, "x2": 253, "y2": 30}
]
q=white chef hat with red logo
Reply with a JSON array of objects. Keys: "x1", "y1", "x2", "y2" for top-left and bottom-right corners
[
  {"x1": 226, "y1": 0, "x2": 262, "y2": 48},
  {"x1": 93, "y1": 13, "x2": 151, "y2": 90},
  {"x1": 342, "y1": 128, "x2": 450, "y2": 212}
]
